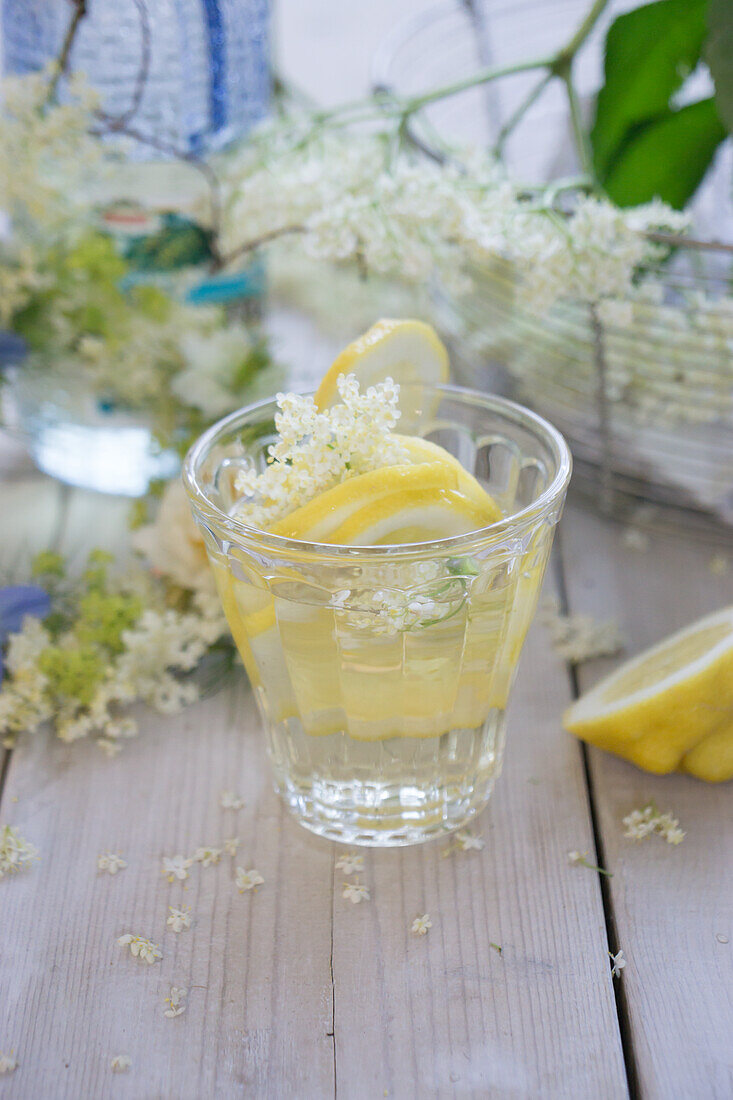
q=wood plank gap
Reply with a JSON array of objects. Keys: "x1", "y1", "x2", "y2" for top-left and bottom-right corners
[
  {"x1": 553, "y1": 527, "x2": 641, "y2": 1100},
  {"x1": 329, "y1": 870, "x2": 337, "y2": 1099}
]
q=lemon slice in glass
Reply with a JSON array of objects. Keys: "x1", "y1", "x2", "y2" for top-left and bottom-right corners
[
  {"x1": 563, "y1": 606, "x2": 733, "y2": 780},
  {"x1": 268, "y1": 461, "x2": 501, "y2": 544}
]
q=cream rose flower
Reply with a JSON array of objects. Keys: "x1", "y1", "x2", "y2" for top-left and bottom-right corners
[{"x1": 132, "y1": 480, "x2": 214, "y2": 594}]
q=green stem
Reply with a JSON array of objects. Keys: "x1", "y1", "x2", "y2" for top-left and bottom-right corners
[
  {"x1": 562, "y1": 71, "x2": 594, "y2": 179},
  {"x1": 493, "y1": 71, "x2": 553, "y2": 156},
  {"x1": 558, "y1": 0, "x2": 611, "y2": 64},
  {"x1": 400, "y1": 55, "x2": 556, "y2": 119}
]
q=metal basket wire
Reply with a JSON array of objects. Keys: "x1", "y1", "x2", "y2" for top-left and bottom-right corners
[{"x1": 373, "y1": 0, "x2": 733, "y2": 534}]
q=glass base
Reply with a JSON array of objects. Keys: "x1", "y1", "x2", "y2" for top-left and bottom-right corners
[{"x1": 266, "y1": 709, "x2": 505, "y2": 847}]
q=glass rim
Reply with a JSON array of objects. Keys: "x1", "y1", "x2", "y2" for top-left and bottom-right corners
[{"x1": 182, "y1": 382, "x2": 572, "y2": 559}]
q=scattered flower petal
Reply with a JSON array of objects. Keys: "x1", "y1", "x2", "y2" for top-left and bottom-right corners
[
  {"x1": 0, "y1": 1052, "x2": 17, "y2": 1075},
  {"x1": 164, "y1": 986, "x2": 187, "y2": 1018},
  {"x1": 167, "y1": 905, "x2": 192, "y2": 933},
  {"x1": 219, "y1": 790, "x2": 245, "y2": 811},
  {"x1": 110, "y1": 1054, "x2": 131, "y2": 1072},
  {"x1": 117, "y1": 934, "x2": 162, "y2": 964},
  {"x1": 192, "y1": 846, "x2": 222, "y2": 867},
  {"x1": 235, "y1": 867, "x2": 264, "y2": 892},
  {"x1": 342, "y1": 880, "x2": 370, "y2": 904},
  {"x1": 335, "y1": 852, "x2": 364, "y2": 875},
  {"x1": 223, "y1": 836, "x2": 240, "y2": 857},
  {"x1": 609, "y1": 949, "x2": 626, "y2": 978},
  {"x1": 411, "y1": 914, "x2": 432, "y2": 936},
  {"x1": 455, "y1": 830, "x2": 484, "y2": 851},
  {"x1": 97, "y1": 852, "x2": 127, "y2": 876},
  {"x1": 0, "y1": 824, "x2": 38, "y2": 879},
  {"x1": 161, "y1": 854, "x2": 192, "y2": 882}
]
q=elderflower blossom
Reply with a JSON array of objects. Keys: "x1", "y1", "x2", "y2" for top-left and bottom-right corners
[
  {"x1": 167, "y1": 906, "x2": 192, "y2": 933},
  {"x1": 622, "y1": 803, "x2": 685, "y2": 845},
  {"x1": 335, "y1": 852, "x2": 364, "y2": 875},
  {"x1": 110, "y1": 1054, "x2": 131, "y2": 1073},
  {"x1": 328, "y1": 560, "x2": 473, "y2": 637},
  {"x1": 235, "y1": 867, "x2": 264, "y2": 892},
  {"x1": 0, "y1": 824, "x2": 39, "y2": 879},
  {"x1": 164, "y1": 986, "x2": 187, "y2": 1018},
  {"x1": 411, "y1": 914, "x2": 432, "y2": 936},
  {"x1": 0, "y1": 577, "x2": 227, "y2": 754},
  {"x1": 161, "y1": 855, "x2": 192, "y2": 882},
  {"x1": 219, "y1": 790, "x2": 245, "y2": 811},
  {"x1": 540, "y1": 599, "x2": 625, "y2": 663},
  {"x1": 0, "y1": 69, "x2": 106, "y2": 237},
  {"x1": 609, "y1": 950, "x2": 626, "y2": 978},
  {"x1": 455, "y1": 830, "x2": 484, "y2": 851},
  {"x1": 220, "y1": 126, "x2": 687, "y2": 313},
  {"x1": 233, "y1": 374, "x2": 407, "y2": 528},
  {"x1": 117, "y1": 934, "x2": 162, "y2": 964},
  {"x1": 342, "y1": 880, "x2": 370, "y2": 904},
  {"x1": 97, "y1": 852, "x2": 127, "y2": 876}
]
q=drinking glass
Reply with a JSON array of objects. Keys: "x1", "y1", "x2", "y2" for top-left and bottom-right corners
[{"x1": 183, "y1": 383, "x2": 571, "y2": 845}]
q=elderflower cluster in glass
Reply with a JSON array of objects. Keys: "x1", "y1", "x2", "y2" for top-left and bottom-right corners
[{"x1": 184, "y1": 379, "x2": 570, "y2": 845}]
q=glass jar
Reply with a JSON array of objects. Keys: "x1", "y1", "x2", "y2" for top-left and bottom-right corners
[
  {"x1": 183, "y1": 382, "x2": 571, "y2": 846},
  {"x1": 1, "y1": 0, "x2": 270, "y2": 496}
]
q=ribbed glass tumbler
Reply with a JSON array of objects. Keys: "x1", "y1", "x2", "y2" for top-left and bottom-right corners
[{"x1": 183, "y1": 384, "x2": 571, "y2": 846}]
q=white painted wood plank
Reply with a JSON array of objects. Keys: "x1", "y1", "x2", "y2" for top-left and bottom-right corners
[
  {"x1": 331, "y1": 613, "x2": 629, "y2": 1100},
  {"x1": 560, "y1": 501, "x2": 733, "y2": 1100},
  {"x1": 0, "y1": 680, "x2": 336, "y2": 1099}
]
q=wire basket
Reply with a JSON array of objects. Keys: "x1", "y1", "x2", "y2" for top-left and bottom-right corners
[{"x1": 373, "y1": 0, "x2": 733, "y2": 533}]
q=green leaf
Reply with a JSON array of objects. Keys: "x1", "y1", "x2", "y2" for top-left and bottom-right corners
[
  {"x1": 591, "y1": 0, "x2": 709, "y2": 178},
  {"x1": 603, "y1": 97, "x2": 727, "y2": 209},
  {"x1": 706, "y1": 0, "x2": 733, "y2": 134}
]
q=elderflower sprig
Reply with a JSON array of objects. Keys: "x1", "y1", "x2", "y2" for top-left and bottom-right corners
[
  {"x1": 568, "y1": 850, "x2": 612, "y2": 876},
  {"x1": 622, "y1": 802, "x2": 685, "y2": 845},
  {"x1": 233, "y1": 373, "x2": 407, "y2": 528},
  {"x1": 540, "y1": 598, "x2": 625, "y2": 663},
  {"x1": 0, "y1": 550, "x2": 230, "y2": 755}
]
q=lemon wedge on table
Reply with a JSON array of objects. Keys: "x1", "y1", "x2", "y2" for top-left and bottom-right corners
[
  {"x1": 563, "y1": 606, "x2": 733, "y2": 782},
  {"x1": 313, "y1": 318, "x2": 449, "y2": 421}
]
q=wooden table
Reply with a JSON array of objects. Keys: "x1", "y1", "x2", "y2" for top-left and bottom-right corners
[
  {"x1": 1, "y1": 4, "x2": 732, "y2": 1096},
  {"x1": 1, "y1": 304, "x2": 731, "y2": 1098}
]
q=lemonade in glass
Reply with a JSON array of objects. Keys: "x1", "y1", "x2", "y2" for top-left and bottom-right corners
[{"x1": 183, "y1": 321, "x2": 571, "y2": 845}]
